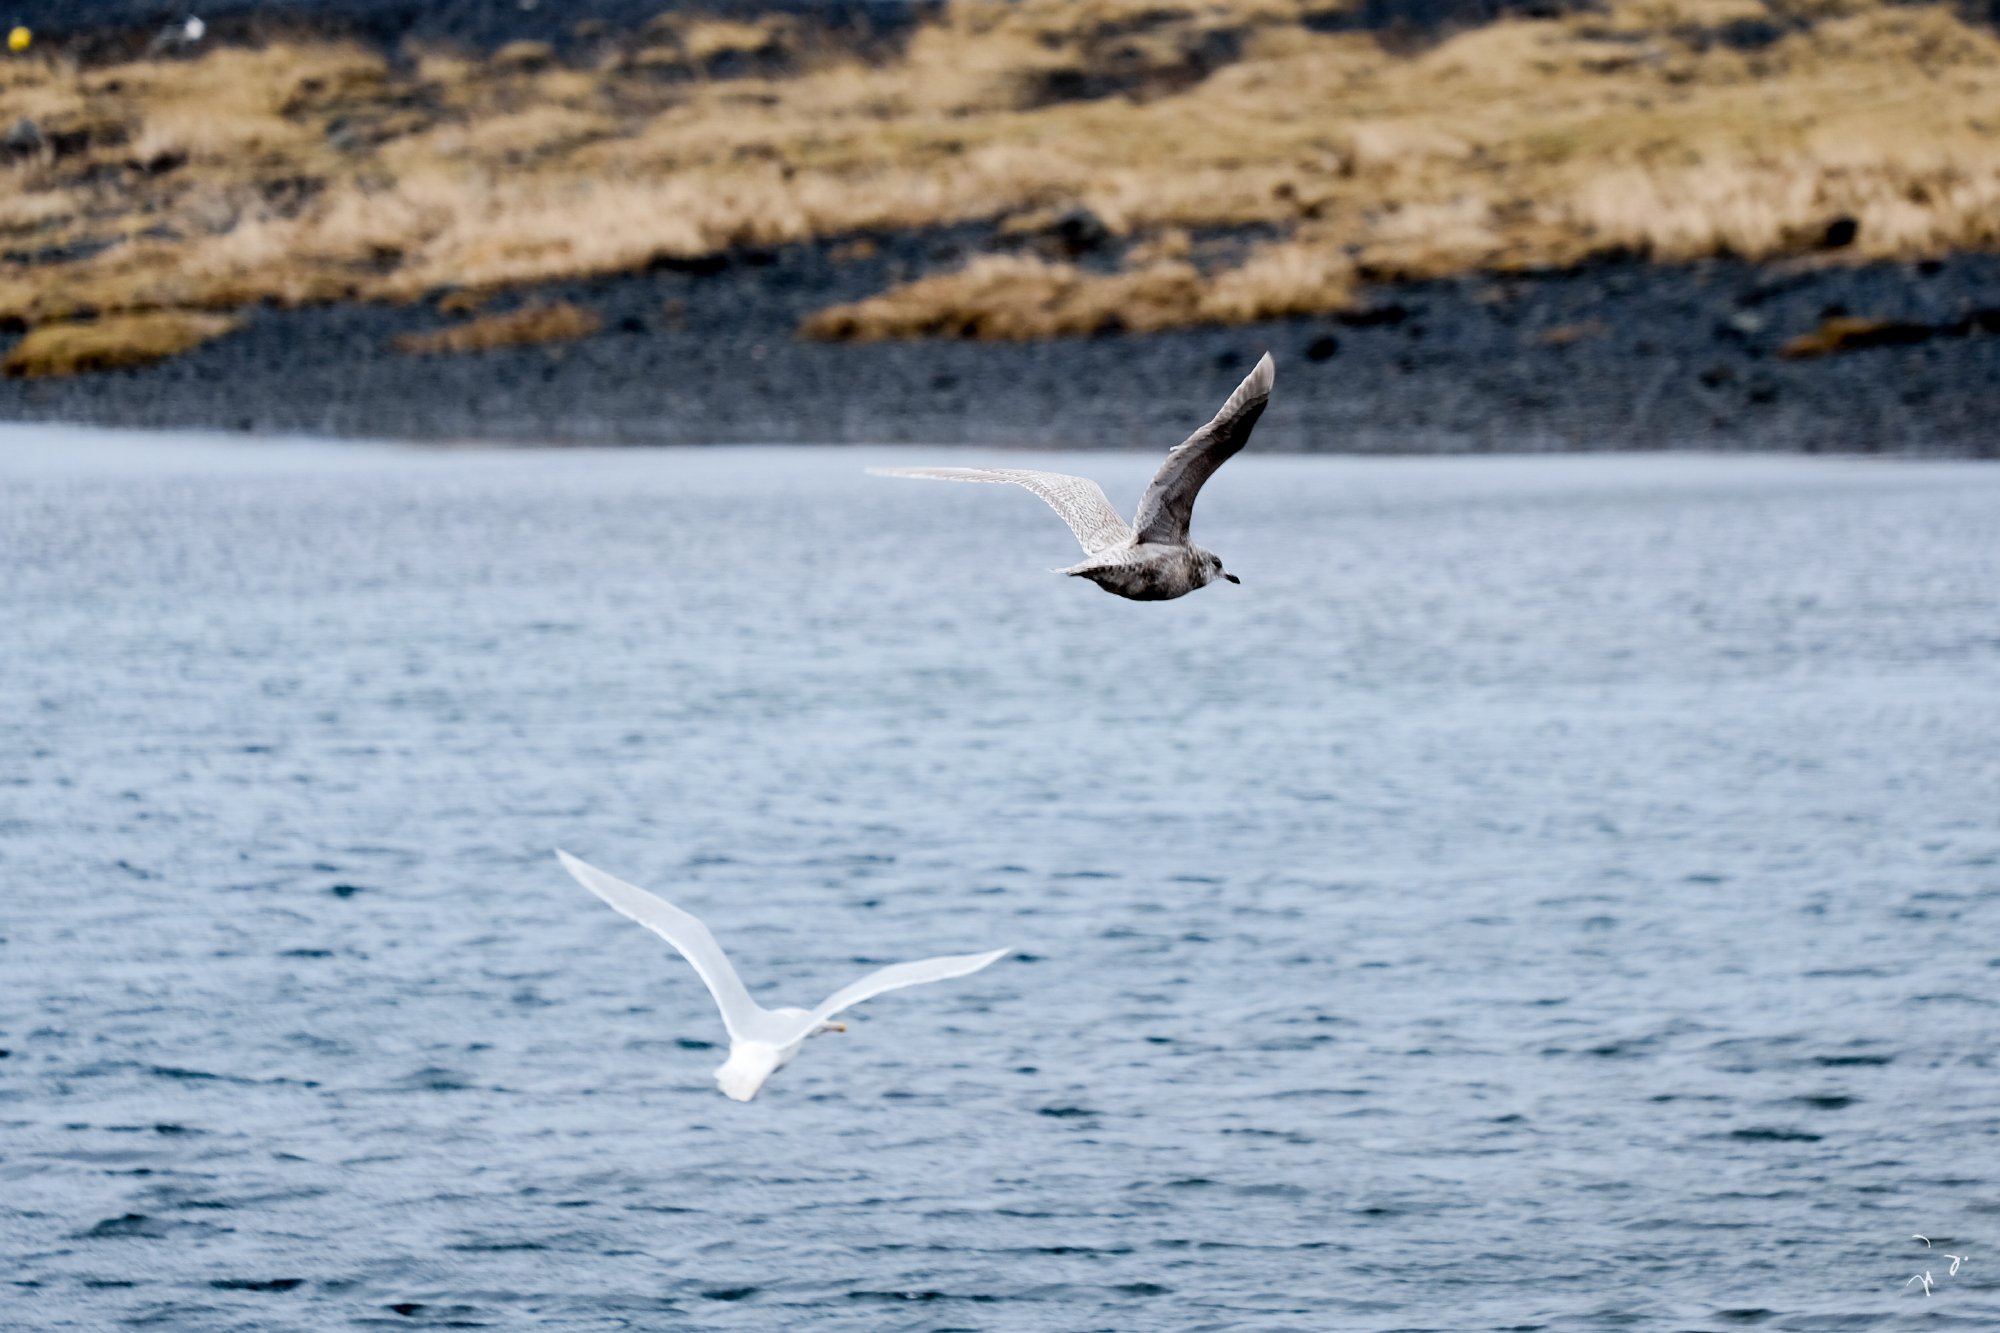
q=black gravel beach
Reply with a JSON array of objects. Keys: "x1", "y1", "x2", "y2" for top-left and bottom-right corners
[
  {"x1": 6, "y1": 0, "x2": 1999, "y2": 454},
  {"x1": 5, "y1": 227, "x2": 2000, "y2": 452}
]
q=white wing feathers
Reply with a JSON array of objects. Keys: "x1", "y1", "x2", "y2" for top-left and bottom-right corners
[
  {"x1": 868, "y1": 467, "x2": 1133, "y2": 555},
  {"x1": 557, "y1": 849, "x2": 792, "y2": 1043},
  {"x1": 557, "y1": 851, "x2": 1007, "y2": 1047},
  {"x1": 1132, "y1": 351, "x2": 1273, "y2": 546},
  {"x1": 809, "y1": 948, "x2": 1009, "y2": 1027}
]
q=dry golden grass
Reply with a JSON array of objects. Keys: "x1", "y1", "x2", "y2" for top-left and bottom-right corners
[
  {"x1": 803, "y1": 254, "x2": 1205, "y2": 339},
  {"x1": 7, "y1": 0, "x2": 2000, "y2": 351},
  {"x1": 802, "y1": 241, "x2": 1355, "y2": 339},
  {"x1": 391, "y1": 301, "x2": 600, "y2": 354},
  {"x1": 672, "y1": 18, "x2": 794, "y2": 66},
  {"x1": 1778, "y1": 314, "x2": 1937, "y2": 357},
  {"x1": 2, "y1": 311, "x2": 242, "y2": 377},
  {"x1": 0, "y1": 188, "x2": 75, "y2": 235}
]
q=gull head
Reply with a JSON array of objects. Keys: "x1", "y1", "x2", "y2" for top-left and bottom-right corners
[
  {"x1": 814, "y1": 1020, "x2": 848, "y2": 1036},
  {"x1": 1197, "y1": 548, "x2": 1239, "y2": 587}
]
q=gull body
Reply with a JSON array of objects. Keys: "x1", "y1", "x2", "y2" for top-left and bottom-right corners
[
  {"x1": 709, "y1": 1006, "x2": 819, "y2": 1102},
  {"x1": 556, "y1": 850, "x2": 1006, "y2": 1101},
  {"x1": 871, "y1": 352, "x2": 1273, "y2": 601}
]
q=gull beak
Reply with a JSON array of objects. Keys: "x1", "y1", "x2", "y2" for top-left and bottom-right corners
[
  {"x1": 831, "y1": 1022, "x2": 848, "y2": 1033},
  {"x1": 1223, "y1": 573, "x2": 1240, "y2": 584}
]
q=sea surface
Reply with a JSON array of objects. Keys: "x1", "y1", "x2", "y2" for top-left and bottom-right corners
[{"x1": 2, "y1": 429, "x2": 1997, "y2": 1332}]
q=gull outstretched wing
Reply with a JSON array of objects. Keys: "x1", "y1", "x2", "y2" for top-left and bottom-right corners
[
  {"x1": 556, "y1": 850, "x2": 793, "y2": 1044},
  {"x1": 809, "y1": 948, "x2": 1009, "y2": 1027},
  {"x1": 869, "y1": 467, "x2": 1133, "y2": 555},
  {"x1": 1132, "y1": 352, "x2": 1273, "y2": 546}
]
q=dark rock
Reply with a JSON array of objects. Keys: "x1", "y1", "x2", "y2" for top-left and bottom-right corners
[
  {"x1": 648, "y1": 252, "x2": 728, "y2": 276},
  {"x1": 1336, "y1": 303, "x2": 1410, "y2": 327},
  {"x1": 1821, "y1": 216, "x2": 1859, "y2": 249},
  {"x1": 49, "y1": 128, "x2": 95, "y2": 159},
  {"x1": 2, "y1": 118, "x2": 42, "y2": 157},
  {"x1": 1717, "y1": 17, "x2": 1784, "y2": 49},
  {"x1": 1050, "y1": 208, "x2": 1111, "y2": 257},
  {"x1": 261, "y1": 176, "x2": 326, "y2": 218},
  {"x1": 1007, "y1": 207, "x2": 1113, "y2": 260}
]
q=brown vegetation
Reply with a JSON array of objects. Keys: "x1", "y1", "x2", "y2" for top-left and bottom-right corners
[
  {"x1": 2, "y1": 311, "x2": 242, "y2": 377},
  {"x1": 1778, "y1": 313, "x2": 1958, "y2": 358},
  {"x1": 392, "y1": 301, "x2": 600, "y2": 354},
  {"x1": 801, "y1": 243, "x2": 1358, "y2": 339},
  {"x1": 6, "y1": 0, "x2": 2000, "y2": 356}
]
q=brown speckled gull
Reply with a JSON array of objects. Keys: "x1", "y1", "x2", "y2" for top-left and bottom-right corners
[{"x1": 871, "y1": 352, "x2": 1272, "y2": 602}]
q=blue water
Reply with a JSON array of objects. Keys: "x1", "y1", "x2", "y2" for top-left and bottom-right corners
[{"x1": 2, "y1": 428, "x2": 1997, "y2": 1331}]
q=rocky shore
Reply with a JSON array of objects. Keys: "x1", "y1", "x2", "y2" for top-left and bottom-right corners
[
  {"x1": 6, "y1": 0, "x2": 1998, "y2": 454},
  {"x1": 6, "y1": 0, "x2": 932, "y2": 66},
  {"x1": 4, "y1": 225, "x2": 1998, "y2": 453}
]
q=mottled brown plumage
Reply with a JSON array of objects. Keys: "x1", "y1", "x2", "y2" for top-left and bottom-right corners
[{"x1": 871, "y1": 353, "x2": 1272, "y2": 601}]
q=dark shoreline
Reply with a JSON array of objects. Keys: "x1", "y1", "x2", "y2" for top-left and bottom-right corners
[
  {"x1": 7, "y1": 2, "x2": 1997, "y2": 456},
  {"x1": 5, "y1": 228, "x2": 1999, "y2": 454}
]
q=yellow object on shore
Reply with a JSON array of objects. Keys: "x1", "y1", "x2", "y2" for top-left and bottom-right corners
[{"x1": 7, "y1": 26, "x2": 29, "y2": 52}]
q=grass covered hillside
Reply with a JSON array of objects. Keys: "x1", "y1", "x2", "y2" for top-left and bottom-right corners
[{"x1": 5, "y1": 0, "x2": 2000, "y2": 371}]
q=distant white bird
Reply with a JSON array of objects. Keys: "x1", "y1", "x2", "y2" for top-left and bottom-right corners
[
  {"x1": 149, "y1": 16, "x2": 203, "y2": 53},
  {"x1": 556, "y1": 850, "x2": 1007, "y2": 1101},
  {"x1": 871, "y1": 352, "x2": 1272, "y2": 601}
]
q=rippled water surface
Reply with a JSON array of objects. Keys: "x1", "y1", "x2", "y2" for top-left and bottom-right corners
[{"x1": 3, "y1": 429, "x2": 1998, "y2": 1331}]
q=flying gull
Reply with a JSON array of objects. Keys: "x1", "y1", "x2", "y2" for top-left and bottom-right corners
[
  {"x1": 557, "y1": 850, "x2": 1007, "y2": 1101},
  {"x1": 871, "y1": 352, "x2": 1273, "y2": 601}
]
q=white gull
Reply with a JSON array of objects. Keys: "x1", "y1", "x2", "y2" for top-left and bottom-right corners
[{"x1": 557, "y1": 850, "x2": 1006, "y2": 1101}]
